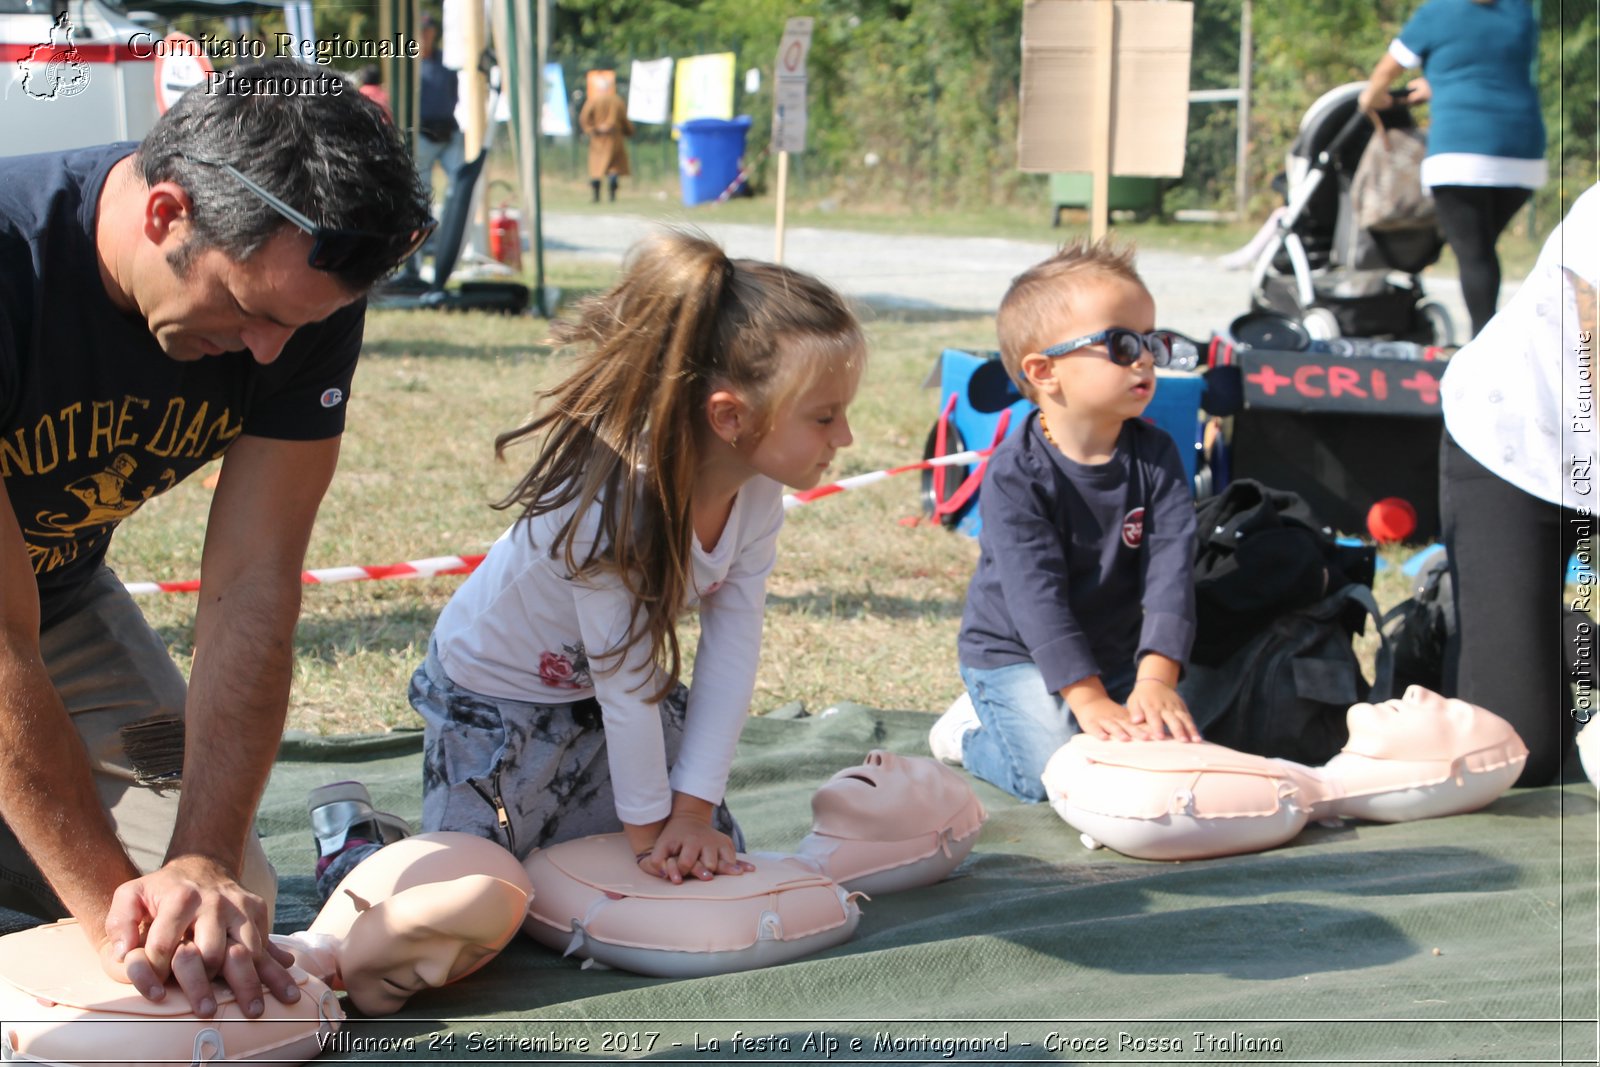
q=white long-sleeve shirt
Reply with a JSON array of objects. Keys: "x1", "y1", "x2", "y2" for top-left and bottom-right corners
[
  {"x1": 1441, "y1": 184, "x2": 1599, "y2": 511},
  {"x1": 432, "y1": 475, "x2": 785, "y2": 824}
]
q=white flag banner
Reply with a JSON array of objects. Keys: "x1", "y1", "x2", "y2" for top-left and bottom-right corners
[
  {"x1": 627, "y1": 56, "x2": 673, "y2": 124},
  {"x1": 541, "y1": 62, "x2": 572, "y2": 136}
]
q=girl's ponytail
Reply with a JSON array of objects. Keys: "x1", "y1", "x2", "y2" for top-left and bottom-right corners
[{"x1": 494, "y1": 230, "x2": 862, "y2": 697}]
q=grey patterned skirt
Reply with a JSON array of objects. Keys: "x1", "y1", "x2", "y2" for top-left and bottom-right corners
[{"x1": 411, "y1": 640, "x2": 743, "y2": 860}]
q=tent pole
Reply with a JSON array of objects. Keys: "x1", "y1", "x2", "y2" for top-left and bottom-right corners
[{"x1": 520, "y1": 0, "x2": 546, "y2": 316}]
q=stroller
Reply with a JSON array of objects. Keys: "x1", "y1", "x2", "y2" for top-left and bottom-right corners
[{"x1": 1248, "y1": 82, "x2": 1454, "y2": 346}]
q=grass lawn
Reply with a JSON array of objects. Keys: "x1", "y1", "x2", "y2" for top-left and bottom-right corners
[{"x1": 106, "y1": 257, "x2": 1421, "y2": 737}]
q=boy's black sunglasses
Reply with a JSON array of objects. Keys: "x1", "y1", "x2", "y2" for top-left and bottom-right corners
[
  {"x1": 1041, "y1": 328, "x2": 1199, "y2": 370},
  {"x1": 181, "y1": 154, "x2": 435, "y2": 275}
]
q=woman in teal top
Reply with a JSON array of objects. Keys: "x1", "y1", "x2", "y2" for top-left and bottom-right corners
[{"x1": 1361, "y1": 0, "x2": 1546, "y2": 338}]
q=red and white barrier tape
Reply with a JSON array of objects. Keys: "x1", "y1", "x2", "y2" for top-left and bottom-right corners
[
  {"x1": 712, "y1": 145, "x2": 771, "y2": 205},
  {"x1": 123, "y1": 449, "x2": 991, "y2": 594},
  {"x1": 783, "y1": 448, "x2": 990, "y2": 509},
  {"x1": 123, "y1": 554, "x2": 487, "y2": 595}
]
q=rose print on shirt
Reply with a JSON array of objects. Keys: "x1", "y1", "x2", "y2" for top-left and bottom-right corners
[{"x1": 538, "y1": 642, "x2": 592, "y2": 690}]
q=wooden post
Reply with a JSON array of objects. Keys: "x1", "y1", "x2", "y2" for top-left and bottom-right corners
[
  {"x1": 1089, "y1": 0, "x2": 1115, "y2": 240},
  {"x1": 774, "y1": 149, "x2": 790, "y2": 263},
  {"x1": 1235, "y1": 0, "x2": 1253, "y2": 221}
]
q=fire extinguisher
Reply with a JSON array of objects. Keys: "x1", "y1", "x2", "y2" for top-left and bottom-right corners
[{"x1": 488, "y1": 202, "x2": 522, "y2": 272}]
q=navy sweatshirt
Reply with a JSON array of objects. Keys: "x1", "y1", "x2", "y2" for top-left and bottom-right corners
[{"x1": 958, "y1": 412, "x2": 1197, "y2": 692}]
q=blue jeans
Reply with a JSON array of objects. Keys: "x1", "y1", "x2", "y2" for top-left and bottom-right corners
[
  {"x1": 958, "y1": 660, "x2": 1136, "y2": 802},
  {"x1": 407, "y1": 130, "x2": 464, "y2": 274}
]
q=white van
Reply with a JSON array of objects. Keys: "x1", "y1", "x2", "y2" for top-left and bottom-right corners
[{"x1": 1, "y1": 0, "x2": 161, "y2": 156}]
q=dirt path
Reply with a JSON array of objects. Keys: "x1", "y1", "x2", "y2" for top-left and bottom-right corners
[{"x1": 541, "y1": 210, "x2": 1480, "y2": 342}]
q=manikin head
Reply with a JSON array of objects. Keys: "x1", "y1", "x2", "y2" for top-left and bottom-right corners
[
  {"x1": 309, "y1": 832, "x2": 533, "y2": 1015},
  {"x1": 1338, "y1": 685, "x2": 1525, "y2": 766},
  {"x1": 793, "y1": 750, "x2": 987, "y2": 894},
  {"x1": 328, "y1": 875, "x2": 528, "y2": 1015},
  {"x1": 810, "y1": 750, "x2": 983, "y2": 842},
  {"x1": 1320, "y1": 686, "x2": 1528, "y2": 823}
]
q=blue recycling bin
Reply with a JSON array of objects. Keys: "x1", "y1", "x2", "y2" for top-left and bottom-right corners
[{"x1": 678, "y1": 116, "x2": 753, "y2": 206}]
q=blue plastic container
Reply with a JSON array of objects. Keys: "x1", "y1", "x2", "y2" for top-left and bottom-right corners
[{"x1": 677, "y1": 116, "x2": 753, "y2": 206}]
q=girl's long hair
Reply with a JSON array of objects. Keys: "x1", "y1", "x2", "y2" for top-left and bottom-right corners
[{"x1": 494, "y1": 230, "x2": 864, "y2": 698}]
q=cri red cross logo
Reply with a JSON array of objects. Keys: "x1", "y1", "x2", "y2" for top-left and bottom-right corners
[
  {"x1": 1244, "y1": 362, "x2": 1440, "y2": 406},
  {"x1": 1121, "y1": 507, "x2": 1145, "y2": 549},
  {"x1": 1398, "y1": 370, "x2": 1441, "y2": 406}
]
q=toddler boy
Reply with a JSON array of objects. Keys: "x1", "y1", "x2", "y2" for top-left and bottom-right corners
[{"x1": 931, "y1": 239, "x2": 1200, "y2": 801}]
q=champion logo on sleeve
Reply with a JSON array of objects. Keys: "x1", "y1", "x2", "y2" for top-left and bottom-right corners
[{"x1": 320, "y1": 388, "x2": 345, "y2": 409}]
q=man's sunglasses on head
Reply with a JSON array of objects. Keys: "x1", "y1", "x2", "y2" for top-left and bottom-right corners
[
  {"x1": 181, "y1": 154, "x2": 434, "y2": 275},
  {"x1": 1041, "y1": 328, "x2": 1199, "y2": 371}
]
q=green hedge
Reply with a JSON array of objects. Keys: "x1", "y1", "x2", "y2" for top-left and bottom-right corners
[{"x1": 549, "y1": 0, "x2": 1593, "y2": 219}]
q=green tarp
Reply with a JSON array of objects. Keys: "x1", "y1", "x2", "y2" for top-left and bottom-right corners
[{"x1": 254, "y1": 705, "x2": 1597, "y2": 1063}]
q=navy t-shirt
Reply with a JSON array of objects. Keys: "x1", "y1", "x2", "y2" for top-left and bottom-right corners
[
  {"x1": 419, "y1": 53, "x2": 459, "y2": 136},
  {"x1": 0, "y1": 144, "x2": 363, "y2": 615},
  {"x1": 958, "y1": 413, "x2": 1197, "y2": 692}
]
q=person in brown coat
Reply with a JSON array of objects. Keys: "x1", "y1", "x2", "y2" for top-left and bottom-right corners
[{"x1": 580, "y1": 90, "x2": 633, "y2": 202}]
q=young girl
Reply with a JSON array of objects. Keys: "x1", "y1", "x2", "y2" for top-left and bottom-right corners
[{"x1": 408, "y1": 231, "x2": 863, "y2": 885}]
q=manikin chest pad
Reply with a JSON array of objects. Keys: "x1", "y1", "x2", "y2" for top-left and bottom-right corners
[
  {"x1": 0, "y1": 833, "x2": 536, "y2": 1065},
  {"x1": 522, "y1": 751, "x2": 987, "y2": 977},
  {"x1": 0, "y1": 921, "x2": 342, "y2": 1067},
  {"x1": 1040, "y1": 685, "x2": 1529, "y2": 861}
]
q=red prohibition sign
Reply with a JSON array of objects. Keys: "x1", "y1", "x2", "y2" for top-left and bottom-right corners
[{"x1": 782, "y1": 39, "x2": 804, "y2": 72}]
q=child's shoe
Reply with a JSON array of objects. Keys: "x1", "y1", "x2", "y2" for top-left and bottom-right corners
[
  {"x1": 928, "y1": 693, "x2": 980, "y2": 766},
  {"x1": 307, "y1": 781, "x2": 412, "y2": 880}
]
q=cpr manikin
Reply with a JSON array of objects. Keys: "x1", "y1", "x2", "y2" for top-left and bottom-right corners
[
  {"x1": 1041, "y1": 685, "x2": 1529, "y2": 861},
  {"x1": 521, "y1": 751, "x2": 987, "y2": 977},
  {"x1": 0, "y1": 755, "x2": 985, "y2": 1059},
  {"x1": 0, "y1": 833, "x2": 531, "y2": 1066},
  {"x1": 290, "y1": 831, "x2": 533, "y2": 1016},
  {"x1": 790, "y1": 749, "x2": 987, "y2": 894}
]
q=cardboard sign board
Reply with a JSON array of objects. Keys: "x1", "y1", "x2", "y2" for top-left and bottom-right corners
[
  {"x1": 541, "y1": 62, "x2": 572, "y2": 136},
  {"x1": 771, "y1": 16, "x2": 813, "y2": 153},
  {"x1": 1017, "y1": 0, "x2": 1193, "y2": 177},
  {"x1": 628, "y1": 57, "x2": 674, "y2": 124},
  {"x1": 1237, "y1": 350, "x2": 1444, "y2": 417},
  {"x1": 773, "y1": 81, "x2": 808, "y2": 153},
  {"x1": 586, "y1": 69, "x2": 615, "y2": 99},
  {"x1": 672, "y1": 52, "x2": 735, "y2": 126}
]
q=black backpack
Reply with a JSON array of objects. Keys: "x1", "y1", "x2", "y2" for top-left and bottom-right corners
[
  {"x1": 1179, "y1": 480, "x2": 1391, "y2": 765},
  {"x1": 1382, "y1": 548, "x2": 1592, "y2": 693},
  {"x1": 1187, "y1": 480, "x2": 1376, "y2": 668},
  {"x1": 1182, "y1": 583, "x2": 1393, "y2": 764},
  {"x1": 1381, "y1": 550, "x2": 1453, "y2": 695}
]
